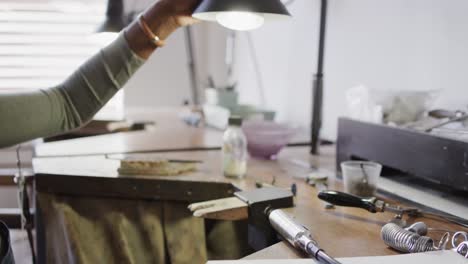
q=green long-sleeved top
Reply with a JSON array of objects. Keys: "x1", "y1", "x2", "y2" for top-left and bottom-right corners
[{"x1": 0, "y1": 34, "x2": 145, "y2": 148}]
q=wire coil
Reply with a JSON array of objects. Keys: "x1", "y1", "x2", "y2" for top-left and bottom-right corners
[
  {"x1": 456, "y1": 242, "x2": 468, "y2": 258},
  {"x1": 381, "y1": 223, "x2": 435, "y2": 253}
]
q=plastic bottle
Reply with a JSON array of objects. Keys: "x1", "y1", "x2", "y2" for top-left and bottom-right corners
[{"x1": 222, "y1": 116, "x2": 248, "y2": 178}]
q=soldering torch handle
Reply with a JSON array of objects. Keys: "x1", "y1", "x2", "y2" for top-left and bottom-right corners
[
  {"x1": 317, "y1": 251, "x2": 342, "y2": 264},
  {"x1": 318, "y1": 190, "x2": 377, "y2": 213},
  {"x1": 268, "y1": 209, "x2": 342, "y2": 264}
]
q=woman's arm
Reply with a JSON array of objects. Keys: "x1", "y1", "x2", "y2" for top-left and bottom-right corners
[
  {"x1": 0, "y1": 34, "x2": 143, "y2": 148},
  {"x1": 0, "y1": 0, "x2": 201, "y2": 148}
]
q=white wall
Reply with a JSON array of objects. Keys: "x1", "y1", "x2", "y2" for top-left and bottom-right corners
[
  {"x1": 232, "y1": 0, "x2": 468, "y2": 140},
  {"x1": 123, "y1": 0, "x2": 468, "y2": 140},
  {"x1": 122, "y1": 6, "x2": 231, "y2": 109},
  {"x1": 123, "y1": 27, "x2": 192, "y2": 108}
]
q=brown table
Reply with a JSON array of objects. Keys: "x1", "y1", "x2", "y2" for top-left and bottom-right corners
[
  {"x1": 34, "y1": 108, "x2": 310, "y2": 157},
  {"x1": 33, "y1": 146, "x2": 466, "y2": 260},
  {"x1": 35, "y1": 127, "x2": 223, "y2": 157}
]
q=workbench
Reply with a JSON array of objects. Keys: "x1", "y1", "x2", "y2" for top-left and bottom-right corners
[
  {"x1": 32, "y1": 146, "x2": 465, "y2": 262},
  {"x1": 26, "y1": 109, "x2": 466, "y2": 263}
]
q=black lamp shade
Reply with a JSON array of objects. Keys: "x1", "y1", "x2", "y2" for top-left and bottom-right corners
[
  {"x1": 193, "y1": 0, "x2": 291, "y2": 21},
  {"x1": 96, "y1": 0, "x2": 126, "y2": 33}
]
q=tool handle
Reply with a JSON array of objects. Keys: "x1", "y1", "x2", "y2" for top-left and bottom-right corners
[{"x1": 318, "y1": 190, "x2": 377, "y2": 213}]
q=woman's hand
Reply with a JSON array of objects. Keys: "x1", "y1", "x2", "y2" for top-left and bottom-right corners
[
  {"x1": 155, "y1": 0, "x2": 202, "y2": 27},
  {"x1": 145, "y1": 0, "x2": 202, "y2": 39},
  {"x1": 125, "y1": 0, "x2": 202, "y2": 59}
]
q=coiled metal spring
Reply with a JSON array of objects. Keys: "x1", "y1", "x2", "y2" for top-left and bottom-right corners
[
  {"x1": 381, "y1": 222, "x2": 435, "y2": 253},
  {"x1": 456, "y1": 241, "x2": 468, "y2": 258}
]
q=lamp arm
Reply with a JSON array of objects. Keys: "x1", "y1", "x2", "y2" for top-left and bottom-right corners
[
  {"x1": 184, "y1": 27, "x2": 199, "y2": 105},
  {"x1": 311, "y1": 0, "x2": 328, "y2": 155}
]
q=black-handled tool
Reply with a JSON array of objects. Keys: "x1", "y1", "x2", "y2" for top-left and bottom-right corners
[
  {"x1": 318, "y1": 190, "x2": 380, "y2": 213},
  {"x1": 318, "y1": 190, "x2": 421, "y2": 215},
  {"x1": 318, "y1": 191, "x2": 468, "y2": 228}
]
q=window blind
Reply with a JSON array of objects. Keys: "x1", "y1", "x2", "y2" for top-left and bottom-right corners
[{"x1": 0, "y1": 0, "x2": 125, "y2": 119}]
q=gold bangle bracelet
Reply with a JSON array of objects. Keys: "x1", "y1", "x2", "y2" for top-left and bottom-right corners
[{"x1": 137, "y1": 14, "x2": 165, "y2": 48}]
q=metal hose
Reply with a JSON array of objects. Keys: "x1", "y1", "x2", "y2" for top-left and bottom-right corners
[{"x1": 381, "y1": 223, "x2": 435, "y2": 253}]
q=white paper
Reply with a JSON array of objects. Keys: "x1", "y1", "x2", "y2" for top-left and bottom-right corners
[
  {"x1": 207, "y1": 250, "x2": 466, "y2": 264},
  {"x1": 345, "y1": 85, "x2": 383, "y2": 124}
]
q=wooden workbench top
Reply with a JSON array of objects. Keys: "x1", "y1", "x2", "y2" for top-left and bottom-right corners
[
  {"x1": 34, "y1": 108, "x2": 310, "y2": 157},
  {"x1": 33, "y1": 146, "x2": 466, "y2": 259},
  {"x1": 35, "y1": 126, "x2": 224, "y2": 157}
]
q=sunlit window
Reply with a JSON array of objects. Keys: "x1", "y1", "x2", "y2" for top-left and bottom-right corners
[{"x1": 0, "y1": 0, "x2": 124, "y2": 119}]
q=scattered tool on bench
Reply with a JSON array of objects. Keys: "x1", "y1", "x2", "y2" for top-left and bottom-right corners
[
  {"x1": 317, "y1": 190, "x2": 468, "y2": 228},
  {"x1": 318, "y1": 190, "x2": 468, "y2": 254}
]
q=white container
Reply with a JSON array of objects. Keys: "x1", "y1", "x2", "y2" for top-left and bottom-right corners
[
  {"x1": 205, "y1": 88, "x2": 239, "y2": 110},
  {"x1": 341, "y1": 161, "x2": 382, "y2": 197},
  {"x1": 203, "y1": 104, "x2": 231, "y2": 130}
]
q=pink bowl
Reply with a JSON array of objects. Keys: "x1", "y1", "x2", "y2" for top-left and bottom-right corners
[{"x1": 242, "y1": 120, "x2": 296, "y2": 159}]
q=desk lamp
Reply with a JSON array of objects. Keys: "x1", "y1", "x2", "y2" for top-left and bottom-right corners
[
  {"x1": 194, "y1": 0, "x2": 328, "y2": 155},
  {"x1": 193, "y1": 3, "x2": 337, "y2": 262},
  {"x1": 193, "y1": 0, "x2": 291, "y2": 31}
]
